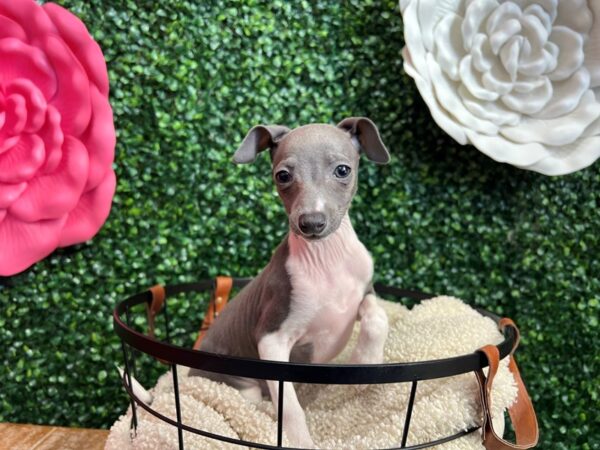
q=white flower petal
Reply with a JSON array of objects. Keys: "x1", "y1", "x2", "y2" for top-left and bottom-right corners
[
  {"x1": 520, "y1": 13, "x2": 550, "y2": 51},
  {"x1": 482, "y1": 64, "x2": 514, "y2": 95},
  {"x1": 518, "y1": 38, "x2": 532, "y2": 64},
  {"x1": 417, "y1": 0, "x2": 465, "y2": 51},
  {"x1": 462, "y1": 0, "x2": 499, "y2": 49},
  {"x1": 512, "y1": 0, "x2": 557, "y2": 22},
  {"x1": 403, "y1": 47, "x2": 425, "y2": 86},
  {"x1": 584, "y1": 1, "x2": 600, "y2": 87},
  {"x1": 490, "y1": 18, "x2": 522, "y2": 54},
  {"x1": 471, "y1": 34, "x2": 495, "y2": 72},
  {"x1": 582, "y1": 90, "x2": 600, "y2": 137},
  {"x1": 501, "y1": 90, "x2": 600, "y2": 145},
  {"x1": 518, "y1": 55, "x2": 549, "y2": 77},
  {"x1": 402, "y1": 0, "x2": 430, "y2": 81},
  {"x1": 523, "y1": 4, "x2": 552, "y2": 33},
  {"x1": 459, "y1": 84, "x2": 522, "y2": 126},
  {"x1": 544, "y1": 41, "x2": 559, "y2": 74},
  {"x1": 555, "y1": 0, "x2": 593, "y2": 35},
  {"x1": 516, "y1": 15, "x2": 555, "y2": 77},
  {"x1": 501, "y1": 76, "x2": 552, "y2": 114},
  {"x1": 518, "y1": 136, "x2": 600, "y2": 175},
  {"x1": 486, "y1": 2, "x2": 522, "y2": 43},
  {"x1": 513, "y1": 74, "x2": 546, "y2": 93},
  {"x1": 403, "y1": 47, "x2": 469, "y2": 144},
  {"x1": 533, "y1": 68, "x2": 591, "y2": 119},
  {"x1": 581, "y1": 115, "x2": 600, "y2": 138},
  {"x1": 465, "y1": 129, "x2": 548, "y2": 166},
  {"x1": 547, "y1": 26, "x2": 584, "y2": 81},
  {"x1": 459, "y1": 55, "x2": 500, "y2": 100},
  {"x1": 500, "y1": 35, "x2": 523, "y2": 81},
  {"x1": 434, "y1": 14, "x2": 467, "y2": 81},
  {"x1": 428, "y1": 53, "x2": 499, "y2": 135}
]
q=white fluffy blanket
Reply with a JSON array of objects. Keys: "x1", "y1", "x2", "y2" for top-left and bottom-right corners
[{"x1": 106, "y1": 296, "x2": 517, "y2": 449}]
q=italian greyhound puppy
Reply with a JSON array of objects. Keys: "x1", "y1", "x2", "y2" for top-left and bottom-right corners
[{"x1": 189, "y1": 117, "x2": 390, "y2": 448}]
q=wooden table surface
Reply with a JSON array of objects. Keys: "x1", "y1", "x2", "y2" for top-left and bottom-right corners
[{"x1": 0, "y1": 423, "x2": 109, "y2": 450}]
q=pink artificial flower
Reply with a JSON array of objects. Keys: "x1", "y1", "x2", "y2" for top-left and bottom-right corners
[{"x1": 0, "y1": 0, "x2": 116, "y2": 276}]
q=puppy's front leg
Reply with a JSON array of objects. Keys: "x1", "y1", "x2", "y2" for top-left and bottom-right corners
[
  {"x1": 349, "y1": 293, "x2": 389, "y2": 364},
  {"x1": 258, "y1": 333, "x2": 315, "y2": 449}
]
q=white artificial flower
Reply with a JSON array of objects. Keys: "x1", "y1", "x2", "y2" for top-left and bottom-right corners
[{"x1": 400, "y1": 0, "x2": 600, "y2": 175}]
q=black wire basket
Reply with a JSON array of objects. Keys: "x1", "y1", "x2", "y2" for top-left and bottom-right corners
[{"x1": 113, "y1": 278, "x2": 519, "y2": 450}]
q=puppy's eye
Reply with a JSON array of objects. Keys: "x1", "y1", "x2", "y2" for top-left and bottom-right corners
[
  {"x1": 334, "y1": 165, "x2": 351, "y2": 178},
  {"x1": 275, "y1": 170, "x2": 293, "y2": 184}
]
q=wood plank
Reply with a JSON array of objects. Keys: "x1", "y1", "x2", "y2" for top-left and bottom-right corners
[
  {"x1": 0, "y1": 423, "x2": 52, "y2": 450},
  {"x1": 0, "y1": 423, "x2": 109, "y2": 450}
]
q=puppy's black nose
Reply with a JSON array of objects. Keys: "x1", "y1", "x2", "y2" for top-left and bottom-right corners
[{"x1": 299, "y1": 213, "x2": 327, "y2": 235}]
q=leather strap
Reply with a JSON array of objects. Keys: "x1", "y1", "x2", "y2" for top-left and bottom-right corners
[
  {"x1": 476, "y1": 318, "x2": 539, "y2": 449},
  {"x1": 145, "y1": 284, "x2": 170, "y2": 365},
  {"x1": 193, "y1": 276, "x2": 233, "y2": 350},
  {"x1": 145, "y1": 284, "x2": 166, "y2": 338}
]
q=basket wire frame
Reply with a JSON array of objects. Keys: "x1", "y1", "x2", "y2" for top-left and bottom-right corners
[{"x1": 115, "y1": 280, "x2": 514, "y2": 449}]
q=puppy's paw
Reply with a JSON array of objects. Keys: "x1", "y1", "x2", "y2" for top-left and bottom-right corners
[
  {"x1": 239, "y1": 385, "x2": 263, "y2": 404},
  {"x1": 349, "y1": 295, "x2": 389, "y2": 365},
  {"x1": 284, "y1": 416, "x2": 316, "y2": 449},
  {"x1": 287, "y1": 433, "x2": 316, "y2": 449},
  {"x1": 348, "y1": 349, "x2": 385, "y2": 365}
]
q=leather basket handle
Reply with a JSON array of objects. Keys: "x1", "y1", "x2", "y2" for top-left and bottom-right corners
[
  {"x1": 145, "y1": 284, "x2": 166, "y2": 338},
  {"x1": 476, "y1": 318, "x2": 539, "y2": 449},
  {"x1": 193, "y1": 276, "x2": 233, "y2": 350},
  {"x1": 145, "y1": 284, "x2": 170, "y2": 365}
]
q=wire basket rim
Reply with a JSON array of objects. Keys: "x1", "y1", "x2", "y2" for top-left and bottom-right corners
[{"x1": 113, "y1": 278, "x2": 517, "y2": 385}]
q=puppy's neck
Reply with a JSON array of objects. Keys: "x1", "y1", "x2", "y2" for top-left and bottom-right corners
[{"x1": 287, "y1": 214, "x2": 360, "y2": 270}]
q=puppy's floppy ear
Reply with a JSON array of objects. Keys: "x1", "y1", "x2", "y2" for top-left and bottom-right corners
[
  {"x1": 337, "y1": 117, "x2": 390, "y2": 164},
  {"x1": 233, "y1": 125, "x2": 290, "y2": 164}
]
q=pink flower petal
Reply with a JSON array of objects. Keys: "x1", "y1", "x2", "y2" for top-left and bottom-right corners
[
  {"x1": 38, "y1": 105, "x2": 64, "y2": 174},
  {"x1": 82, "y1": 85, "x2": 115, "y2": 191},
  {"x1": 0, "y1": 181, "x2": 27, "y2": 208},
  {"x1": 4, "y1": 93, "x2": 27, "y2": 135},
  {"x1": 5, "y1": 79, "x2": 47, "y2": 133},
  {"x1": 0, "y1": 0, "x2": 55, "y2": 44},
  {"x1": 9, "y1": 135, "x2": 89, "y2": 222},
  {"x1": 0, "y1": 213, "x2": 67, "y2": 276},
  {"x1": 0, "y1": 134, "x2": 45, "y2": 183},
  {"x1": 0, "y1": 1, "x2": 116, "y2": 274},
  {"x1": 0, "y1": 136, "x2": 20, "y2": 154},
  {"x1": 0, "y1": 38, "x2": 57, "y2": 100},
  {"x1": 0, "y1": 14, "x2": 27, "y2": 41},
  {"x1": 42, "y1": 35, "x2": 91, "y2": 137},
  {"x1": 59, "y1": 168, "x2": 115, "y2": 247},
  {"x1": 43, "y1": 3, "x2": 109, "y2": 97}
]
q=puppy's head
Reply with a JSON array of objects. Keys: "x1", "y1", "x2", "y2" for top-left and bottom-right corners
[{"x1": 233, "y1": 118, "x2": 389, "y2": 240}]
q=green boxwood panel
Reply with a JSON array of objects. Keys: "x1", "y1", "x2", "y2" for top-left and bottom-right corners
[{"x1": 0, "y1": 1, "x2": 598, "y2": 448}]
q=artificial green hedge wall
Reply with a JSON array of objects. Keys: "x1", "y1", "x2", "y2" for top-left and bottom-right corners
[{"x1": 1, "y1": 1, "x2": 598, "y2": 448}]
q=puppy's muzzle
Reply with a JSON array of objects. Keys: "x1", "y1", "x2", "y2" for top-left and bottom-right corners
[{"x1": 298, "y1": 212, "x2": 327, "y2": 236}]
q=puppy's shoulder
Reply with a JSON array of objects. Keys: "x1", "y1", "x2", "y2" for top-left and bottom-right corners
[
  {"x1": 262, "y1": 237, "x2": 292, "y2": 291},
  {"x1": 254, "y1": 237, "x2": 294, "y2": 336}
]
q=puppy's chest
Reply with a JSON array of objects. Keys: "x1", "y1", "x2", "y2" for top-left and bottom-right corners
[{"x1": 284, "y1": 239, "x2": 373, "y2": 359}]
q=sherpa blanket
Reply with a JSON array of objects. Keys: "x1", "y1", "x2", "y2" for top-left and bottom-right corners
[{"x1": 106, "y1": 296, "x2": 518, "y2": 450}]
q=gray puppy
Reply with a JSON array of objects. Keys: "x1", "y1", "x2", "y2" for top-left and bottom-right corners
[{"x1": 190, "y1": 118, "x2": 390, "y2": 448}]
